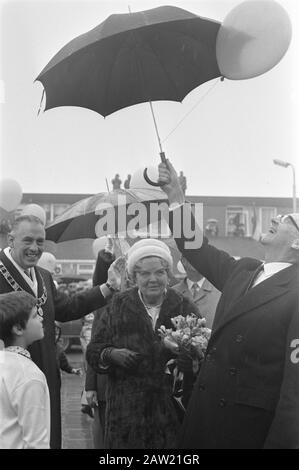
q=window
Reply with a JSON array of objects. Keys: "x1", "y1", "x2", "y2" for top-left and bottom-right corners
[
  {"x1": 40, "y1": 204, "x2": 51, "y2": 223},
  {"x1": 226, "y1": 207, "x2": 249, "y2": 237}
]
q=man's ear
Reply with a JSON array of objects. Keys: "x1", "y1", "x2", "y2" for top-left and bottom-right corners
[
  {"x1": 12, "y1": 324, "x2": 24, "y2": 337},
  {"x1": 7, "y1": 233, "x2": 14, "y2": 248},
  {"x1": 291, "y1": 239, "x2": 299, "y2": 250}
]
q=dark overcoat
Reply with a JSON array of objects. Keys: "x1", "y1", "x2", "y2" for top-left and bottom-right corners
[
  {"x1": 85, "y1": 250, "x2": 115, "y2": 403},
  {"x1": 173, "y1": 231, "x2": 299, "y2": 449},
  {"x1": 0, "y1": 250, "x2": 107, "y2": 448},
  {"x1": 86, "y1": 287, "x2": 199, "y2": 449}
]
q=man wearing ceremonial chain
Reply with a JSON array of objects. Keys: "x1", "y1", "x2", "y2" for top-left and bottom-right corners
[{"x1": 0, "y1": 215, "x2": 119, "y2": 448}]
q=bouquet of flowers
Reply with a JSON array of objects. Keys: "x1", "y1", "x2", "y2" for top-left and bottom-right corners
[{"x1": 158, "y1": 314, "x2": 211, "y2": 411}]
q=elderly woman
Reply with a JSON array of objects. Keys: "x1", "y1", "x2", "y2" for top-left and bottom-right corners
[{"x1": 86, "y1": 239, "x2": 199, "y2": 449}]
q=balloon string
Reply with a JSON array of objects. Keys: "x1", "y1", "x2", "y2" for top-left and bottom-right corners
[
  {"x1": 162, "y1": 78, "x2": 222, "y2": 144},
  {"x1": 37, "y1": 89, "x2": 45, "y2": 116}
]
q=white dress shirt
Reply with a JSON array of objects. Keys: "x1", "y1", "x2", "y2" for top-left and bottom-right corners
[
  {"x1": 4, "y1": 247, "x2": 38, "y2": 296},
  {"x1": 0, "y1": 350, "x2": 50, "y2": 449}
]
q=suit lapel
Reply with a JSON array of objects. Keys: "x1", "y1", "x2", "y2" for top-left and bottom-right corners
[
  {"x1": 0, "y1": 250, "x2": 36, "y2": 296},
  {"x1": 211, "y1": 265, "x2": 296, "y2": 339},
  {"x1": 194, "y1": 281, "x2": 212, "y2": 301},
  {"x1": 202, "y1": 279, "x2": 213, "y2": 293},
  {"x1": 212, "y1": 269, "x2": 251, "y2": 330}
]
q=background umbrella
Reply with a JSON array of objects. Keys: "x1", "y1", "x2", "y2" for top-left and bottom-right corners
[
  {"x1": 36, "y1": 5, "x2": 221, "y2": 185},
  {"x1": 45, "y1": 187, "x2": 167, "y2": 243}
]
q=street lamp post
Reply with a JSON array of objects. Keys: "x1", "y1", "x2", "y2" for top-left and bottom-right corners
[{"x1": 273, "y1": 159, "x2": 297, "y2": 213}]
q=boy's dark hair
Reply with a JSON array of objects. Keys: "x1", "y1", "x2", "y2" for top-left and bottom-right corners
[{"x1": 0, "y1": 292, "x2": 36, "y2": 346}]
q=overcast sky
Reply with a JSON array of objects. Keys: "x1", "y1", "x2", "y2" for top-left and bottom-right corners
[{"x1": 0, "y1": 0, "x2": 298, "y2": 197}]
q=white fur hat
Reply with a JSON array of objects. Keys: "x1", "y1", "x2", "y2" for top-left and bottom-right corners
[{"x1": 127, "y1": 239, "x2": 173, "y2": 276}]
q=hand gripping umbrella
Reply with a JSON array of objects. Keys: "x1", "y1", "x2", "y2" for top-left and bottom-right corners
[{"x1": 36, "y1": 5, "x2": 221, "y2": 186}]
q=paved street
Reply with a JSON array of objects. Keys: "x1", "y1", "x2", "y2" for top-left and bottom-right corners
[{"x1": 61, "y1": 348, "x2": 94, "y2": 449}]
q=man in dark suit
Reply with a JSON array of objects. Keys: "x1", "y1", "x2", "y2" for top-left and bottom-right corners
[
  {"x1": 0, "y1": 215, "x2": 119, "y2": 448},
  {"x1": 158, "y1": 160, "x2": 299, "y2": 449},
  {"x1": 173, "y1": 256, "x2": 221, "y2": 329}
]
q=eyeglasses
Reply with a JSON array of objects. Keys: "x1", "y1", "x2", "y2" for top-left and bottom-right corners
[{"x1": 276, "y1": 214, "x2": 299, "y2": 232}]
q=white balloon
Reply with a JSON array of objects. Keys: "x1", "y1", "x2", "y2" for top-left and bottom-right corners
[
  {"x1": 21, "y1": 204, "x2": 47, "y2": 225},
  {"x1": 130, "y1": 166, "x2": 162, "y2": 190},
  {"x1": 216, "y1": 0, "x2": 292, "y2": 80},
  {"x1": 92, "y1": 236, "x2": 108, "y2": 258},
  {"x1": 37, "y1": 252, "x2": 57, "y2": 273},
  {"x1": 0, "y1": 179, "x2": 23, "y2": 212}
]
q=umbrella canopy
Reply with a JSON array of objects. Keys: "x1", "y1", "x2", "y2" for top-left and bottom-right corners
[
  {"x1": 45, "y1": 188, "x2": 168, "y2": 243},
  {"x1": 36, "y1": 5, "x2": 221, "y2": 116}
]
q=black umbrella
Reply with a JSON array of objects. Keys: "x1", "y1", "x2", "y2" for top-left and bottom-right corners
[{"x1": 37, "y1": 5, "x2": 221, "y2": 184}]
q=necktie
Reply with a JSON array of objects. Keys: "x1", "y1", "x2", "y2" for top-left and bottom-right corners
[{"x1": 191, "y1": 282, "x2": 200, "y2": 299}]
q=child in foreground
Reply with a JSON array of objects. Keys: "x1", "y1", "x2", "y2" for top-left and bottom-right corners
[{"x1": 0, "y1": 291, "x2": 50, "y2": 449}]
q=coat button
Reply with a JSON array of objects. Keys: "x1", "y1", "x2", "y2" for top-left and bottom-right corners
[
  {"x1": 229, "y1": 367, "x2": 237, "y2": 376},
  {"x1": 219, "y1": 398, "x2": 227, "y2": 407},
  {"x1": 198, "y1": 384, "x2": 205, "y2": 391},
  {"x1": 235, "y1": 335, "x2": 243, "y2": 343}
]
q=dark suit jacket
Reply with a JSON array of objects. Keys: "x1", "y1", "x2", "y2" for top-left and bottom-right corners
[
  {"x1": 172, "y1": 277, "x2": 221, "y2": 329},
  {"x1": 85, "y1": 250, "x2": 114, "y2": 402},
  {"x1": 0, "y1": 250, "x2": 107, "y2": 449},
  {"x1": 169, "y1": 206, "x2": 299, "y2": 449}
]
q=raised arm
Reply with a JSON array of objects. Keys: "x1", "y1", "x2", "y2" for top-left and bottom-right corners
[{"x1": 53, "y1": 254, "x2": 121, "y2": 323}]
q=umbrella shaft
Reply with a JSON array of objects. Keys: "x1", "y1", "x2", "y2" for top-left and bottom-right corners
[{"x1": 149, "y1": 101, "x2": 163, "y2": 155}]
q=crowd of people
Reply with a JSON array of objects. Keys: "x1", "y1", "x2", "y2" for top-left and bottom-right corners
[{"x1": 0, "y1": 161, "x2": 299, "y2": 450}]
